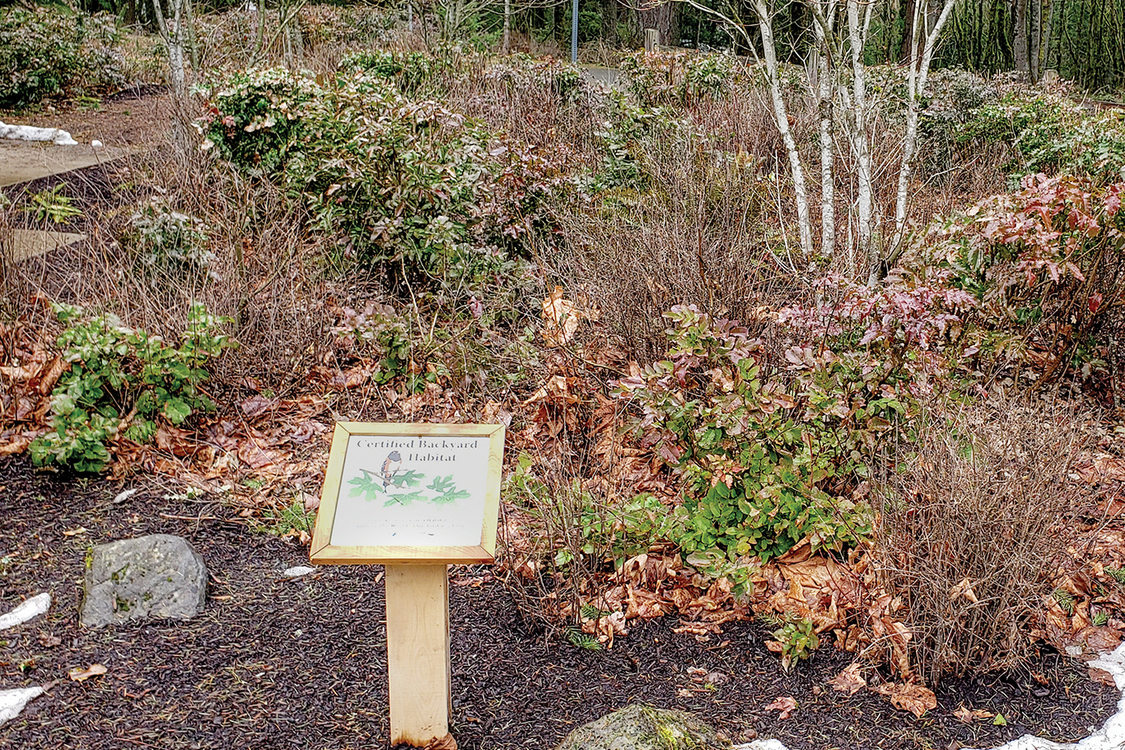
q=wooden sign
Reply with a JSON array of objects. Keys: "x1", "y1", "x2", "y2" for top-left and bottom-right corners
[{"x1": 310, "y1": 422, "x2": 505, "y2": 747}]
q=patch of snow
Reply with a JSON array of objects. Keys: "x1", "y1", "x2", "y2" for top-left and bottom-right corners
[
  {"x1": 732, "y1": 644, "x2": 1125, "y2": 750},
  {"x1": 734, "y1": 740, "x2": 789, "y2": 750},
  {"x1": 0, "y1": 687, "x2": 44, "y2": 727},
  {"x1": 0, "y1": 121, "x2": 78, "y2": 146},
  {"x1": 91, "y1": 139, "x2": 104, "y2": 148},
  {"x1": 973, "y1": 643, "x2": 1125, "y2": 750},
  {"x1": 283, "y1": 566, "x2": 316, "y2": 578},
  {"x1": 0, "y1": 593, "x2": 51, "y2": 631}
]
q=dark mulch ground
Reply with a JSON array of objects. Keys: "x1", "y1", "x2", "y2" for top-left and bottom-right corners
[{"x1": 0, "y1": 456, "x2": 1117, "y2": 750}]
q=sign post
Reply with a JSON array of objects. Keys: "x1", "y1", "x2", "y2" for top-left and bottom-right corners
[{"x1": 309, "y1": 422, "x2": 505, "y2": 747}]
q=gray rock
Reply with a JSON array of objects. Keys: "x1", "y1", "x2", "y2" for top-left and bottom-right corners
[
  {"x1": 556, "y1": 703, "x2": 730, "y2": 750},
  {"x1": 81, "y1": 534, "x2": 207, "y2": 628}
]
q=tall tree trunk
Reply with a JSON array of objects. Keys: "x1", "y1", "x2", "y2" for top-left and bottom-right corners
[
  {"x1": 847, "y1": 0, "x2": 873, "y2": 271},
  {"x1": 893, "y1": 0, "x2": 957, "y2": 260},
  {"x1": 152, "y1": 0, "x2": 185, "y2": 97},
  {"x1": 1014, "y1": 0, "x2": 1029, "y2": 74},
  {"x1": 503, "y1": 0, "x2": 511, "y2": 52},
  {"x1": 813, "y1": 4, "x2": 835, "y2": 261},
  {"x1": 899, "y1": 0, "x2": 916, "y2": 61},
  {"x1": 752, "y1": 0, "x2": 814, "y2": 258},
  {"x1": 639, "y1": 2, "x2": 681, "y2": 47},
  {"x1": 1029, "y1": 0, "x2": 1042, "y2": 80}
]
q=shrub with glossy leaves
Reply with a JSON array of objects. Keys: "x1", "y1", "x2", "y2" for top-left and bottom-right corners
[
  {"x1": 0, "y1": 8, "x2": 124, "y2": 109},
  {"x1": 339, "y1": 49, "x2": 446, "y2": 95},
  {"x1": 959, "y1": 92, "x2": 1125, "y2": 184},
  {"x1": 923, "y1": 174, "x2": 1125, "y2": 381},
  {"x1": 618, "y1": 50, "x2": 742, "y2": 108}
]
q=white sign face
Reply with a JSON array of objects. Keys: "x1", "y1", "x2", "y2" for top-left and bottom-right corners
[{"x1": 328, "y1": 433, "x2": 491, "y2": 548}]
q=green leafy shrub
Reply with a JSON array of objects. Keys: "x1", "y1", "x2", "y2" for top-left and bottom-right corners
[
  {"x1": 126, "y1": 200, "x2": 214, "y2": 274},
  {"x1": 0, "y1": 8, "x2": 124, "y2": 109},
  {"x1": 30, "y1": 302, "x2": 233, "y2": 473},
  {"x1": 618, "y1": 50, "x2": 741, "y2": 108},
  {"x1": 196, "y1": 68, "x2": 320, "y2": 174},
  {"x1": 198, "y1": 68, "x2": 529, "y2": 291},
  {"x1": 616, "y1": 305, "x2": 882, "y2": 563},
  {"x1": 769, "y1": 616, "x2": 820, "y2": 671},
  {"x1": 922, "y1": 174, "x2": 1125, "y2": 381},
  {"x1": 331, "y1": 301, "x2": 411, "y2": 385},
  {"x1": 959, "y1": 92, "x2": 1125, "y2": 184},
  {"x1": 339, "y1": 49, "x2": 451, "y2": 95},
  {"x1": 588, "y1": 93, "x2": 684, "y2": 193}
]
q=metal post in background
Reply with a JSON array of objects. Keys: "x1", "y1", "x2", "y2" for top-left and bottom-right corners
[{"x1": 570, "y1": 0, "x2": 578, "y2": 63}]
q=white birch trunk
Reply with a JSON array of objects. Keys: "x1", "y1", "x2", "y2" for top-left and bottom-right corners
[
  {"x1": 812, "y1": 2, "x2": 835, "y2": 260},
  {"x1": 752, "y1": 0, "x2": 814, "y2": 258},
  {"x1": 503, "y1": 0, "x2": 511, "y2": 53},
  {"x1": 892, "y1": 0, "x2": 955, "y2": 246},
  {"x1": 152, "y1": 0, "x2": 186, "y2": 97},
  {"x1": 846, "y1": 0, "x2": 873, "y2": 273}
]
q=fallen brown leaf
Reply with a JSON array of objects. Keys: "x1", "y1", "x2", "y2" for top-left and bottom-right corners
[
  {"x1": 874, "y1": 682, "x2": 937, "y2": 718},
  {"x1": 764, "y1": 696, "x2": 798, "y2": 720},
  {"x1": 1089, "y1": 667, "x2": 1118, "y2": 686},
  {"x1": 829, "y1": 662, "x2": 866, "y2": 696},
  {"x1": 422, "y1": 733, "x2": 457, "y2": 750},
  {"x1": 68, "y1": 663, "x2": 108, "y2": 682},
  {"x1": 953, "y1": 704, "x2": 994, "y2": 723}
]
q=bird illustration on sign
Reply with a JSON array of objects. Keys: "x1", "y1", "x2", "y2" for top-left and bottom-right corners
[{"x1": 348, "y1": 451, "x2": 469, "y2": 507}]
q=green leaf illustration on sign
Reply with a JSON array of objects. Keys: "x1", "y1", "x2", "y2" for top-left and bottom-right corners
[
  {"x1": 428, "y1": 474, "x2": 470, "y2": 504},
  {"x1": 348, "y1": 471, "x2": 383, "y2": 501},
  {"x1": 349, "y1": 468, "x2": 468, "y2": 507},
  {"x1": 384, "y1": 489, "x2": 429, "y2": 507}
]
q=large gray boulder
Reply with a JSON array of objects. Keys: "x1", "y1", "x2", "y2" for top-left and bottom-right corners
[
  {"x1": 81, "y1": 534, "x2": 207, "y2": 628},
  {"x1": 556, "y1": 704, "x2": 730, "y2": 750}
]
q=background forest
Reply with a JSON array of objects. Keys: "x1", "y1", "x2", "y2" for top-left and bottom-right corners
[{"x1": 67, "y1": 0, "x2": 1125, "y2": 92}]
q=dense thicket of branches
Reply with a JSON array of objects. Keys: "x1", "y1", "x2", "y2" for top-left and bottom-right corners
[{"x1": 934, "y1": 0, "x2": 1125, "y2": 90}]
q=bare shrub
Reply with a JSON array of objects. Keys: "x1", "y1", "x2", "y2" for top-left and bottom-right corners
[
  {"x1": 1, "y1": 111, "x2": 334, "y2": 392},
  {"x1": 497, "y1": 447, "x2": 666, "y2": 645},
  {"x1": 550, "y1": 128, "x2": 807, "y2": 361},
  {"x1": 498, "y1": 459, "x2": 609, "y2": 640},
  {"x1": 873, "y1": 396, "x2": 1085, "y2": 684}
]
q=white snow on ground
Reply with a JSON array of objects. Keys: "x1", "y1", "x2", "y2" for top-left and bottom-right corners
[
  {"x1": 0, "y1": 593, "x2": 50, "y2": 631},
  {"x1": 0, "y1": 687, "x2": 44, "y2": 728},
  {"x1": 734, "y1": 644, "x2": 1125, "y2": 750},
  {"x1": 974, "y1": 643, "x2": 1125, "y2": 750},
  {"x1": 283, "y1": 566, "x2": 316, "y2": 578},
  {"x1": 0, "y1": 595, "x2": 52, "y2": 726},
  {"x1": 0, "y1": 121, "x2": 78, "y2": 146}
]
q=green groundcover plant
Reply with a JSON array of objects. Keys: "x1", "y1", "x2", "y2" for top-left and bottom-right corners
[{"x1": 31, "y1": 302, "x2": 233, "y2": 473}]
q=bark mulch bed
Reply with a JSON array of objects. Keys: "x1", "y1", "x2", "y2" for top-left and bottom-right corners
[{"x1": 0, "y1": 456, "x2": 1117, "y2": 750}]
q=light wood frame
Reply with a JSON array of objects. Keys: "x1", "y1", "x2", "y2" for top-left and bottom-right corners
[{"x1": 309, "y1": 422, "x2": 505, "y2": 565}]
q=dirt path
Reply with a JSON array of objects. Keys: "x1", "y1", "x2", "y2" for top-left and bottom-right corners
[
  {"x1": 0, "y1": 457, "x2": 1117, "y2": 750},
  {"x1": 2, "y1": 88, "x2": 172, "y2": 148},
  {"x1": 0, "y1": 90, "x2": 170, "y2": 188}
]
